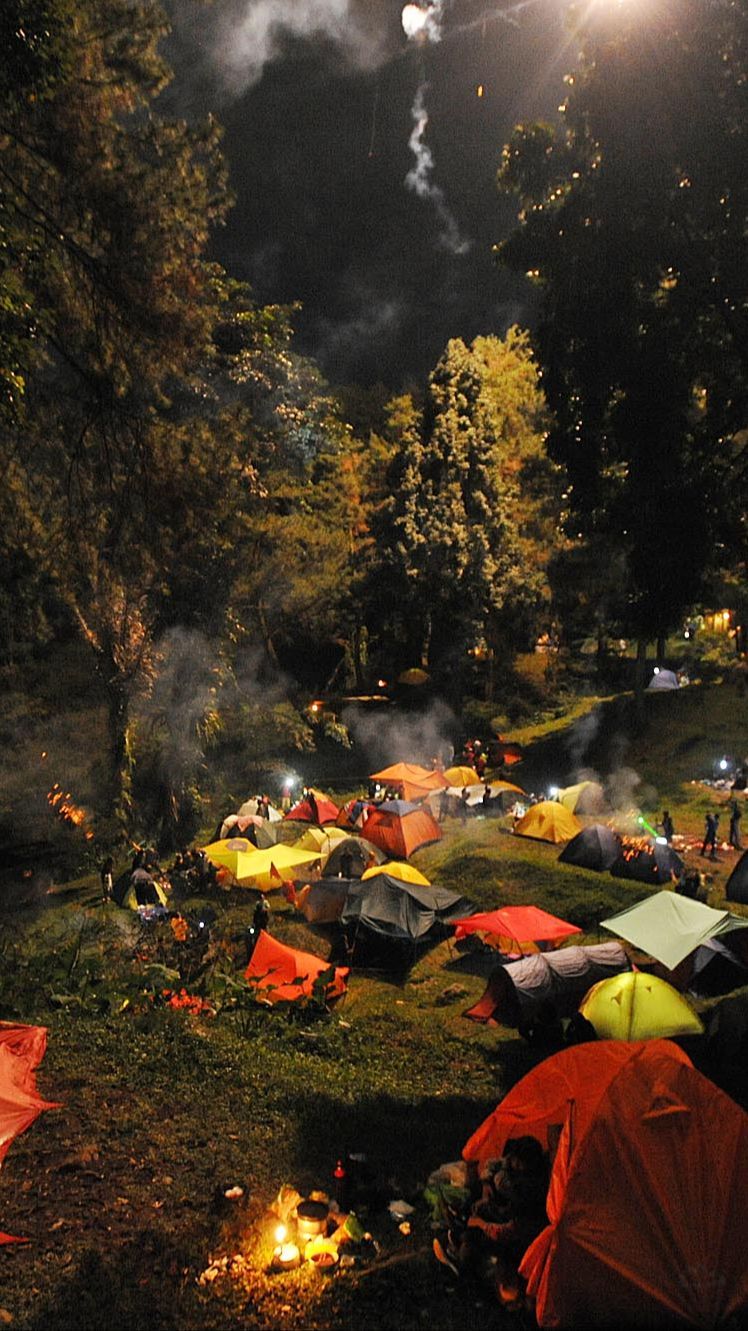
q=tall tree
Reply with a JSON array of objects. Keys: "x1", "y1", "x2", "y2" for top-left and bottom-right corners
[
  {"x1": 497, "y1": 0, "x2": 747, "y2": 665},
  {"x1": 370, "y1": 330, "x2": 558, "y2": 691}
]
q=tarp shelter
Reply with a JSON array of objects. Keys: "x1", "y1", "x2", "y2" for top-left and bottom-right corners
[
  {"x1": 341, "y1": 875, "x2": 474, "y2": 945},
  {"x1": 610, "y1": 840, "x2": 684, "y2": 885},
  {"x1": 294, "y1": 825, "x2": 347, "y2": 866},
  {"x1": 324, "y1": 836, "x2": 384, "y2": 878},
  {"x1": 296, "y1": 877, "x2": 353, "y2": 924},
  {"x1": 360, "y1": 800, "x2": 442, "y2": 858},
  {"x1": 369, "y1": 763, "x2": 448, "y2": 802},
  {"x1": 647, "y1": 668, "x2": 679, "y2": 690},
  {"x1": 558, "y1": 824, "x2": 621, "y2": 872},
  {"x1": 0, "y1": 1023, "x2": 59, "y2": 1244},
  {"x1": 556, "y1": 780, "x2": 606, "y2": 815},
  {"x1": 726, "y1": 850, "x2": 748, "y2": 904},
  {"x1": 513, "y1": 801, "x2": 582, "y2": 844},
  {"x1": 361, "y1": 860, "x2": 430, "y2": 886},
  {"x1": 579, "y1": 971, "x2": 704, "y2": 1040},
  {"x1": 204, "y1": 840, "x2": 321, "y2": 890},
  {"x1": 464, "y1": 942, "x2": 631, "y2": 1028},
  {"x1": 285, "y1": 790, "x2": 340, "y2": 825},
  {"x1": 463, "y1": 1040, "x2": 748, "y2": 1328},
  {"x1": 602, "y1": 890, "x2": 748, "y2": 971},
  {"x1": 245, "y1": 931, "x2": 348, "y2": 1004},
  {"x1": 452, "y1": 906, "x2": 581, "y2": 957}
]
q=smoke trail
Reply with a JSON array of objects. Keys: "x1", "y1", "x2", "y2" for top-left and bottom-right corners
[
  {"x1": 342, "y1": 697, "x2": 457, "y2": 769},
  {"x1": 405, "y1": 82, "x2": 471, "y2": 255}
]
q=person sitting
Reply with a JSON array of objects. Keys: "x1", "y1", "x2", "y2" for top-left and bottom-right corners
[{"x1": 433, "y1": 1136, "x2": 549, "y2": 1309}]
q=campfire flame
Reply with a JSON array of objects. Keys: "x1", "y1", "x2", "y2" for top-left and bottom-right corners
[{"x1": 47, "y1": 783, "x2": 94, "y2": 839}]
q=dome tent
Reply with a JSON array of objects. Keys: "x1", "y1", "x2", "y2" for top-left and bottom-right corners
[{"x1": 463, "y1": 1041, "x2": 748, "y2": 1329}]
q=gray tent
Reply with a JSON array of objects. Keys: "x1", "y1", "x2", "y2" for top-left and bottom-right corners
[
  {"x1": 341, "y1": 875, "x2": 474, "y2": 945},
  {"x1": 464, "y1": 942, "x2": 631, "y2": 1028},
  {"x1": 726, "y1": 851, "x2": 748, "y2": 905},
  {"x1": 558, "y1": 824, "x2": 621, "y2": 872}
]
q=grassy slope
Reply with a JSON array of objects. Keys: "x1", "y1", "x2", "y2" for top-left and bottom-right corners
[{"x1": 1, "y1": 681, "x2": 747, "y2": 1329}]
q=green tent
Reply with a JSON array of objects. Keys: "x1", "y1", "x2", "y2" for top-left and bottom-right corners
[{"x1": 602, "y1": 890, "x2": 748, "y2": 971}]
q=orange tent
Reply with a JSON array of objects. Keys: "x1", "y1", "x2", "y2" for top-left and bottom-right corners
[
  {"x1": 360, "y1": 800, "x2": 442, "y2": 858},
  {"x1": 464, "y1": 1041, "x2": 748, "y2": 1328},
  {"x1": 244, "y1": 931, "x2": 348, "y2": 1005},
  {"x1": 0, "y1": 1022, "x2": 60, "y2": 1244},
  {"x1": 285, "y1": 789, "x2": 339, "y2": 825},
  {"x1": 369, "y1": 763, "x2": 448, "y2": 802}
]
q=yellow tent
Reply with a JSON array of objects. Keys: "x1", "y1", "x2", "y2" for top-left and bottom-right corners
[
  {"x1": 444, "y1": 765, "x2": 480, "y2": 787},
  {"x1": 513, "y1": 801, "x2": 582, "y2": 844},
  {"x1": 202, "y1": 838, "x2": 263, "y2": 883},
  {"x1": 238, "y1": 844, "x2": 322, "y2": 891},
  {"x1": 557, "y1": 780, "x2": 606, "y2": 814},
  {"x1": 361, "y1": 860, "x2": 431, "y2": 886},
  {"x1": 579, "y1": 971, "x2": 704, "y2": 1041},
  {"x1": 203, "y1": 841, "x2": 321, "y2": 890}
]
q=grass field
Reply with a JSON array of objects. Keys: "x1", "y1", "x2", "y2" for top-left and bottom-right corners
[{"x1": 1, "y1": 679, "x2": 747, "y2": 1329}]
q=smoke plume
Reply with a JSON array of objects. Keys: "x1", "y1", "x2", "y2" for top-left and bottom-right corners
[
  {"x1": 405, "y1": 83, "x2": 471, "y2": 255},
  {"x1": 342, "y1": 698, "x2": 456, "y2": 770}
]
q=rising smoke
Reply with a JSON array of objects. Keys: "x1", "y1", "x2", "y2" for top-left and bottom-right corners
[
  {"x1": 405, "y1": 82, "x2": 471, "y2": 255},
  {"x1": 342, "y1": 697, "x2": 457, "y2": 770}
]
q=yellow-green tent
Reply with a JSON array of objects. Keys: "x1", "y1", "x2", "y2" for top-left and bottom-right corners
[
  {"x1": 579, "y1": 971, "x2": 704, "y2": 1040},
  {"x1": 203, "y1": 839, "x2": 321, "y2": 890},
  {"x1": 513, "y1": 801, "x2": 582, "y2": 844},
  {"x1": 202, "y1": 838, "x2": 262, "y2": 883}
]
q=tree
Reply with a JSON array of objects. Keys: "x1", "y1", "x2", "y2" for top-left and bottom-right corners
[
  {"x1": 0, "y1": 0, "x2": 242, "y2": 817},
  {"x1": 497, "y1": 0, "x2": 747, "y2": 669},
  {"x1": 370, "y1": 330, "x2": 559, "y2": 692}
]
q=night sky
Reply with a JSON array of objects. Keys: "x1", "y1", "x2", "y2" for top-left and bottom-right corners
[{"x1": 163, "y1": 0, "x2": 570, "y2": 387}]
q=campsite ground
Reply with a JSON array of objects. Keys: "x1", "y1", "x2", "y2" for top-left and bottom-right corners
[{"x1": 1, "y1": 679, "x2": 747, "y2": 1330}]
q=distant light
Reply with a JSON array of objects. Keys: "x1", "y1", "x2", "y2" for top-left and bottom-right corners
[
  {"x1": 720, "y1": 759, "x2": 728, "y2": 771},
  {"x1": 655, "y1": 837, "x2": 668, "y2": 846},
  {"x1": 548, "y1": 785, "x2": 559, "y2": 798},
  {"x1": 476, "y1": 83, "x2": 484, "y2": 97},
  {"x1": 284, "y1": 775, "x2": 296, "y2": 787},
  {"x1": 377, "y1": 679, "x2": 387, "y2": 688},
  {"x1": 653, "y1": 666, "x2": 660, "y2": 674}
]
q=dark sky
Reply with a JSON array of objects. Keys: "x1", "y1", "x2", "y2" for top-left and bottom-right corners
[{"x1": 162, "y1": 0, "x2": 570, "y2": 388}]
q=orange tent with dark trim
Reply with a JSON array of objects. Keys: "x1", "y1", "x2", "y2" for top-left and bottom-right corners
[
  {"x1": 464, "y1": 1040, "x2": 748, "y2": 1328},
  {"x1": 244, "y1": 931, "x2": 348, "y2": 1004},
  {"x1": 360, "y1": 800, "x2": 442, "y2": 858}
]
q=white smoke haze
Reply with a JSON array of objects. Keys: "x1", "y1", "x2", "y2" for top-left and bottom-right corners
[
  {"x1": 206, "y1": 0, "x2": 390, "y2": 96},
  {"x1": 401, "y1": 2, "x2": 444, "y2": 43},
  {"x1": 309, "y1": 288, "x2": 407, "y2": 370},
  {"x1": 405, "y1": 83, "x2": 471, "y2": 255},
  {"x1": 139, "y1": 628, "x2": 223, "y2": 785},
  {"x1": 342, "y1": 698, "x2": 457, "y2": 771}
]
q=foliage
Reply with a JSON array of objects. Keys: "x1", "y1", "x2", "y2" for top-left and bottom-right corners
[
  {"x1": 497, "y1": 0, "x2": 748, "y2": 645},
  {"x1": 368, "y1": 330, "x2": 561, "y2": 688}
]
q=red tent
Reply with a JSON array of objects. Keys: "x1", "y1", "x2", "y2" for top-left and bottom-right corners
[
  {"x1": 464, "y1": 1040, "x2": 748, "y2": 1328},
  {"x1": 285, "y1": 789, "x2": 339, "y2": 825},
  {"x1": 452, "y1": 906, "x2": 581, "y2": 956},
  {"x1": 360, "y1": 801, "x2": 442, "y2": 859},
  {"x1": 0, "y1": 1022, "x2": 59, "y2": 1244},
  {"x1": 245, "y1": 931, "x2": 348, "y2": 1004}
]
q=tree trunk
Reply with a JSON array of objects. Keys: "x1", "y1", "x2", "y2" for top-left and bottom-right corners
[
  {"x1": 102, "y1": 665, "x2": 133, "y2": 827},
  {"x1": 420, "y1": 611, "x2": 432, "y2": 671},
  {"x1": 656, "y1": 633, "x2": 666, "y2": 665},
  {"x1": 634, "y1": 638, "x2": 648, "y2": 722}
]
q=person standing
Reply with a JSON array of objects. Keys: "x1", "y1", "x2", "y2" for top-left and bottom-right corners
[
  {"x1": 729, "y1": 800, "x2": 743, "y2": 850},
  {"x1": 701, "y1": 812, "x2": 719, "y2": 859},
  {"x1": 660, "y1": 811, "x2": 674, "y2": 844},
  {"x1": 100, "y1": 855, "x2": 114, "y2": 904}
]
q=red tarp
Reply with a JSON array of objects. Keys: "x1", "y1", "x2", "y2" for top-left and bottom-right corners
[
  {"x1": 360, "y1": 805, "x2": 442, "y2": 859},
  {"x1": 244, "y1": 931, "x2": 348, "y2": 1004},
  {"x1": 464, "y1": 1041, "x2": 748, "y2": 1328},
  {"x1": 0, "y1": 1022, "x2": 60, "y2": 1244},
  {"x1": 452, "y1": 906, "x2": 581, "y2": 955}
]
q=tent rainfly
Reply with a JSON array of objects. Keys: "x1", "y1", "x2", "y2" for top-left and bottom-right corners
[
  {"x1": 601, "y1": 889, "x2": 748, "y2": 971},
  {"x1": 558, "y1": 824, "x2": 622, "y2": 871},
  {"x1": 579, "y1": 971, "x2": 704, "y2": 1041},
  {"x1": 452, "y1": 905, "x2": 581, "y2": 956},
  {"x1": 463, "y1": 1040, "x2": 748, "y2": 1328},
  {"x1": 464, "y1": 942, "x2": 631, "y2": 1028},
  {"x1": 513, "y1": 801, "x2": 582, "y2": 844},
  {"x1": 245, "y1": 931, "x2": 348, "y2": 1004}
]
